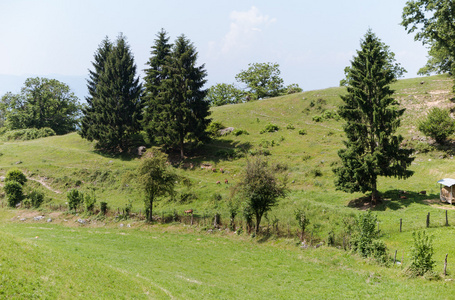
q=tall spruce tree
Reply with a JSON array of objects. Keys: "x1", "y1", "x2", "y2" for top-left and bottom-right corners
[
  {"x1": 143, "y1": 29, "x2": 172, "y2": 143},
  {"x1": 333, "y1": 30, "x2": 414, "y2": 204},
  {"x1": 80, "y1": 37, "x2": 112, "y2": 140},
  {"x1": 80, "y1": 34, "x2": 142, "y2": 152},
  {"x1": 144, "y1": 34, "x2": 210, "y2": 159}
]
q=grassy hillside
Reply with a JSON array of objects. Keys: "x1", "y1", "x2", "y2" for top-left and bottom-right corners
[{"x1": 2, "y1": 74, "x2": 455, "y2": 297}]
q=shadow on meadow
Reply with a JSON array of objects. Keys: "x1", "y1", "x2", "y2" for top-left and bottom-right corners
[{"x1": 348, "y1": 189, "x2": 441, "y2": 211}]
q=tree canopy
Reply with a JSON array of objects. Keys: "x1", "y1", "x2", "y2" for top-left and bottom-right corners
[
  {"x1": 0, "y1": 77, "x2": 80, "y2": 135},
  {"x1": 235, "y1": 62, "x2": 285, "y2": 100},
  {"x1": 401, "y1": 0, "x2": 455, "y2": 77},
  {"x1": 143, "y1": 33, "x2": 210, "y2": 159},
  {"x1": 334, "y1": 30, "x2": 414, "y2": 204},
  {"x1": 80, "y1": 34, "x2": 143, "y2": 153},
  {"x1": 205, "y1": 83, "x2": 244, "y2": 106}
]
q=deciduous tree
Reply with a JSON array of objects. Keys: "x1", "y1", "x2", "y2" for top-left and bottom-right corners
[
  {"x1": 235, "y1": 62, "x2": 285, "y2": 100},
  {"x1": 1, "y1": 77, "x2": 80, "y2": 134},
  {"x1": 334, "y1": 30, "x2": 414, "y2": 204},
  {"x1": 205, "y1": 83, "x2": 244, "y2": 106},
  {"x1": 237, "y1": 156, "x2": 287, "y2": 234}
]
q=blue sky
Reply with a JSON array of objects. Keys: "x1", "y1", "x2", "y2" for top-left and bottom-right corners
[{"x1": 0, "y1": 0, "x2": 428, "y2": 101}]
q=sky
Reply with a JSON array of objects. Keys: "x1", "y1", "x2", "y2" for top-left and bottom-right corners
[{"x1": 0, "y1": 0, "x2": 429, "y2": 101}]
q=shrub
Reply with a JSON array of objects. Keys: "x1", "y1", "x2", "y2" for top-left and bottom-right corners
[
  {"x1": 419, "y1": 107, "x2": 455, "y2": 144},
  {"x1": 215, "y1": 148, "x2": 244, "y2": 160},
  {"x1": 298, "y1": 129, "x2": 307, "y2": 135},
  {"x1": 28, "y1": 190, "x2": 45, "y2": 208},
  {"x1": 206, "y1": 121, "x2": 225, "y2": 137},
  {"x1": 233, "y1": 129, "x2": 249, "y2": 136},
  {"x1": 295, "y1": 208, "x2": 310, "y2": 242},
  {"x1": 4, "y1": 181, "x2": 23, "y2": 207},
  {"x1": 84, "y1": 193, "x2": 97, "y2": 212},
  {"x1": 408, "y1": 231, "x2": 435, "y2": 276},
  {"x1": 67, "y1": 189, "x2": 84, "y2": 211},
  {"x1": 351, "y1": 210, "x2": 388, "y2": 263},
  {"x1": 5, "y1": 169, "x2": 27, "y2": 185},
  {"x1": 3, "y1": 127, "x2": 56, "y2": 141},
  {"x1": 100, "y1": 201, "x2": 108, "y2": 215},
  {"x1": 286, "y1": 124, "x2": 295, "y2": 130},
  {"x1": 312, "y1": 115, "x2": 323, "y2": 122},
  {"x1": 260, "y1": 123, "x2": 279, "y2": 134}
]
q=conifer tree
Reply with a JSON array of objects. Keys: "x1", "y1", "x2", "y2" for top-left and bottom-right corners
[
  {"x1": 144, "y1": 34, "x2": 210, "y2": 159},
  {"x1": 142, "y1": 29, "x2": 172, "y2": 142},
  {"x1": 333, "y1": 30, "x2": 414, "y2": 204},
  {"x1": 80, "y1": 37, "x2": 112, "y2": 139},
  {"x1": 80, "y1": 34, "x2": 143, "y2": 152}
]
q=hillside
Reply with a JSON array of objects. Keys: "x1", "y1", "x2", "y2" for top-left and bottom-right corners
[{"x1": 3, "y1": 74, "x2": 455, "y2": 297}]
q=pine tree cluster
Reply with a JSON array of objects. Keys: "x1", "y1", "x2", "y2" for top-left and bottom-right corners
[{"x1": 80, "y1": 30, "x2": 210, "y2": 157}]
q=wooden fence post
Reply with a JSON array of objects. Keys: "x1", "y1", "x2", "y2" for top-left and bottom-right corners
[
  {"x1": 394, "y1": 250, "x2": 397, "y2": 265},
  {"x1": 446, "y1": 210, "x2": 449, "y2": 226},
  {"x1": 400, "y1": 218, "x2": 402, "y2": 232},
  {"x1": 426, "y1": 212, "x2": 430, "y2": 228},
  {"x1": 445, "y1": 254, "x2": 448, "y2": 276},
  {"x1": 191, "y1": 213, "x2": 193, "y2": 226}
]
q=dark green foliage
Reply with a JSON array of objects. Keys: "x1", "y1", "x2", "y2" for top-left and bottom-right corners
[
  {"x1": 260, "y1": 123, "x2": 279, "y2": 134},
  {"x1": 3, "y1": 127, "x2": 55, "y2": 141},
  {"x1": 206, "y1": 121, "x2": 225, "y2": 137},
  {"x1": 408, "y1": 231, "x2": 436, "y2": 276},
  {"x1": 136, "y1": 150, "x2": 177, "y2": 222},
  {"x1": 0, "y1": 78, "x2": 81, "y2": 135},
  {"x1": 67, "y1": 189, "x2": 84, "y2": 212},
  {"x1": 233, "y1": 129, "x2": 249, "y2": 136},
  {"x1": 295, "y1": 208, "x2": 310, "y2": 242},
  {"x1": 100, "y1": 201, "x2": 108, "y2": 215},
  {"x1": 206, "y1": 83, "x2": 244, "y2": 106},
  {"x1": 5, "y1": 169, "x2": 27, "y2": 185},
  {"x1": 80, "y1": 37, "x2": 112, "y2": 140},
  {"x1": 402, "y1": 0, "x2": 455, "y2": 78},
  {"x1": 237, "y1": 157, "x2": 287, "y2": 234},
  {"x1": 80, "y1": 34, "x2": 143, "y2": 153},
  {"x1": 418, "y1": 107, "x2": 455, "y2": 144},
  {"x1": 4, "y1": 181, "x2": 23, "y2": 207},
  {"x1": 28, "y1": 190, "x2": 45, "y2": 208},
  {"x1": 286, "y1": 124, "x2": 295, "y2": 130},
  {"x1": 298, "y1": 129, "x2": 307, "y2": 136},
  {"x1": 235, "y1": 62, "x2": 285, "y2": 100},
  {"x1": 334, "y1": 30, "x2": 414, "y2": 203},
  {"x1": 351, "y1": 211, "x2": 388, "y2": 263},
  {"x1": 143, "y1": 33, "x2": 210, "y2": 159}
]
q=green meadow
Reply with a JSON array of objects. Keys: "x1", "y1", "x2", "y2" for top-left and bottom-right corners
[{"x1": 2, "y1": 74, "x2": 455, "y2": 298}]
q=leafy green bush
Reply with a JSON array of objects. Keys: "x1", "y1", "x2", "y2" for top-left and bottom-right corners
[
  {"x1": 3, "y1": 127, "x2": 56, "y2": 141},
  {"x1": 419, "y1": 107, "x2": 455, "y2": 144},
  {"x1": 312, "y1": 115, "x2": 323, "y2": 122},
  {"x1": 260, "y1": 123, "x2": 279, "y2": 134},
  {"x1": 286, "y1": 124, "x2": 295, "y2": 130},
  {"x1": 215, "y1": 148, "x2": 244, "y2": 160},
  {"x1": 4, "y1": 181, "x2": 23, "y2": 207},
  {"x1": 233, "y1": 129, "x2": 249, "y2": 136},
  {"x1": 84, "y1": 193, "x2": 96, "y2": 212},
  {"x1": 67, "y1": 189, "x2": 84, "y2": 211},
  {"x1": 100, "y1": 201, "x2": 108, "y2": 215},
  {"x1": 5, "y1": 169, "x2": 27, "y2": 185},
  {"x1": 298, "y1": 129, "x2": 307, "y2": 135},
  {"x1": 408, "y1": 231, "x2": 435, "y2": 276},
  {"x1": 295, "y1": 208, "x2": 310, "y2": 242},
  {"x1": 351, "y1": 211, "x2": 388, "y2": 263},
  {"x1": 206, "y1": 121, "x2": 225, "y2": 137},
  {"x1": 28, "y1": 190, "x2": 45, "y2": 208}
]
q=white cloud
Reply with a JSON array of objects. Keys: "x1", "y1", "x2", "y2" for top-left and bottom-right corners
[{"x1": 209, "y1": 6, "x2": 276, "y2": 58}]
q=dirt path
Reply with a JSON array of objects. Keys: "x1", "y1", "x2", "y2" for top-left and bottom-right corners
[{"x1": 0, "y1": 176, "x2": 61, "y2": 194}]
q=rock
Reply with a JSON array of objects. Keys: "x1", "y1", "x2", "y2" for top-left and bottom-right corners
[
  {"x1": 127, "y1": 224, "x2": 131, "y2": 228},
  {"x1": 119, "y1": 223, "x2": 124, "y2": 227},
  {"x1": 34, "y1": 216, "x2": 45, "y2": 221},
  {"x1": 15, "y1": 161, "x2": 22, "y2": 165},
  {"x1": 20, "y1": 218, "x2": 26, "y2": 221},
  {"x1": 219, "y1": 127, "x2": 235, "y2": 136},
  {"x1": 137, "y1": 146, "x2": 147, "y2": 156},
  {"x1": 47, "y1": 218, "x2": 52, "y2": 222},
  {"x1": 77, "y1": 219, "x2": 86, "y2": 224}
]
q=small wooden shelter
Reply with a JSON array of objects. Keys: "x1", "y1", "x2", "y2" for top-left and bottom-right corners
[{"x1": 438, "y1": 178, "x2": 455, "y2": 204}]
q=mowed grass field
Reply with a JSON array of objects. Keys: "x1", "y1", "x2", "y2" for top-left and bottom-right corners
[
  {"x1": 2, "y1": 74, "x2": 455, "y2": 297},
  {"x1": 1, "y1": 209, "x2": 455, "y2": 299}
]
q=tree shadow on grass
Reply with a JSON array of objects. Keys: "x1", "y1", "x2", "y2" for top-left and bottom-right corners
[
  {"x1": 176, "y1": 139, "x2": 253, "y2": 168},
  {"x1": 348, "y1": 189, "x2": 442, "y2": 211},
  {"x1": 92, "y1": 150, "x2": 136, "y2": 161}
]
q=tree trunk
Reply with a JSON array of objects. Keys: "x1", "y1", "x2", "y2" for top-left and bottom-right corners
[
  {"x1": 255, "y1": 213, "x2": 262, "y2": 234},
  {"x1": 148, "y1": 198, "x2": 153, "y2": 222},
  {"x1": 180, "y1": 136, "x2": 184, "y2": 160},
  {"x1": 371, "y1": 181, "x2": 379, "y2": 204}
]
